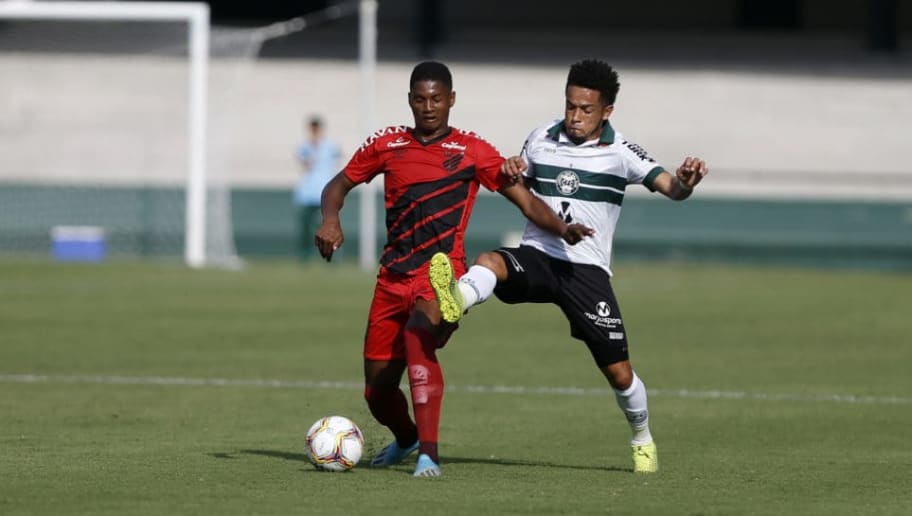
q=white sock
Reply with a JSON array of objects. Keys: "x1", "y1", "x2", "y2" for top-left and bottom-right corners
[
  {"x1": 457, "y1": 265, "x2": 497, "y2": 309},
  {"x1": 613, "y1": 372, "x2": 653, "y2": 446}
]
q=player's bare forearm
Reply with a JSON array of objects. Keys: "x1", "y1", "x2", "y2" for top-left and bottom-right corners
[
  {"x1": 656, "y1": 157, "x2": 709, "y2": 201},
  {"x1": 524, "y1": 196, "x2": 566, "y2": 236},
  {"x1": 499, "y1": 182, "x2": 594, "y2": 244},
  {"x1": 320, "y1": 172, "x2": 354, "y2": 215},
  {"x1": 315, "y1": 172, "x2": 356, "y2": 261}
]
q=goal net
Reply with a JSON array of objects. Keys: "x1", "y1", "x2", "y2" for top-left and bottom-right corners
[
  {"x1": 0, "y1": 0, "x2": 377, "y2": 268},
  {"x1": 0, "y1": 1, "x2": 227, "y2": 267}
]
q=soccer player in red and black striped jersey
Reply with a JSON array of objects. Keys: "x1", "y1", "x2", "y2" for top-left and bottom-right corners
[{"x1": 316, "y1": 61, "x2": 592, "y2": 477}]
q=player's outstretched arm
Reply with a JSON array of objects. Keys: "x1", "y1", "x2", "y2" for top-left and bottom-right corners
[
  {"x1": 653, "y1": 156, "x2": 709, "y2": 201},
  {"x1": 496, "y1": 155, "x2": 593, "y2": 243},
  {"x1": 498, "y1": 181, "x2": 594, "y2": 245},
  {"x1": 315, "y1": 172, "x2": 357, "y2": 261}
]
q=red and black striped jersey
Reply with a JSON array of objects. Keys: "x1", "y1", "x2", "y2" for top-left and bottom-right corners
[{"x1": 344, "y1": 125, "x2": 508, "y2": 275}]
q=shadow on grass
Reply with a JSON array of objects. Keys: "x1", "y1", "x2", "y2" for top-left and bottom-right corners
[
  {"x1": 445, "y1": 456, "x2": 630, "y2": 473},
  {"x1": 207, "y1": 450, "x2": 306, "y2": 461},
  {"x1": 217, "y1": 449, "x2": 629, "y2": 473}
]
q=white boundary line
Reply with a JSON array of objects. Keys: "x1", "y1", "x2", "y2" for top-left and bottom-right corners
[{"x1": 1, "y1": 373, "x2": 909, "y2": 406}]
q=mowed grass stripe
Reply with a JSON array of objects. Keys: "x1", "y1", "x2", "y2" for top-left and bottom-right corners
[{"x1": 3, "y1": 373, "x2": 909, "y2": 405}]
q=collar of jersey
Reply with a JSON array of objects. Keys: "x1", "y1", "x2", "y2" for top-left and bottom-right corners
[
  {"x1": 411, "y1": 127, "x2": 453, "y2": 146},
  {"x1": 547, "y1": 120, "x2": 615, "y2": 146}
]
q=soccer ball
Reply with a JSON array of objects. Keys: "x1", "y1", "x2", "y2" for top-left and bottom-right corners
[{"x1": 305, "y1": 415, "x2": 364, "y2": 472}]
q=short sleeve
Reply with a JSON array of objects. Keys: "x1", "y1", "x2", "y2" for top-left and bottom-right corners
[
  {"x1": 472, "y1": 135, "x2": 508, "y2": 192},
  {"x1": 343, "y1": 137, "x2": 383, "y2": 185},
  {"x1": 620, "y1": 139, "x2": 665, "y2": 192}
]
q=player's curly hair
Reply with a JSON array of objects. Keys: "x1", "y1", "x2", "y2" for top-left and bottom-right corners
[
  {"x1": 567, "y1": 59, "x2": 620, "y2": 105},
  {"x1": 410, "y1": 61, "x2": 453, "y2": 91}
]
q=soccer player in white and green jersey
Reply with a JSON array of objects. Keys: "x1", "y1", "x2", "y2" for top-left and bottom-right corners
[{"x1": 429, "y1": 59, "x2": 708, "y2": 473}]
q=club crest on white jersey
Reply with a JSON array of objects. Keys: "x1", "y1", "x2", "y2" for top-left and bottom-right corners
[{"x1": 555, "y1": 170, "x2": 580, "y2": 195}]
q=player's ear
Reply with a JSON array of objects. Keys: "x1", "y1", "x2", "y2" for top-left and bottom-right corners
[
  {"x1": 449, "y1": 90, "x2": 456, "y2": 108},
  {"x1": 602, "y1": 104, "x2": 614, "y2": 121}
]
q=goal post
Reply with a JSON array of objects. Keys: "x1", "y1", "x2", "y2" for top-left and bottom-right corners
[
  {"x1": 357, "y1": 0, "x2": 378, "y2": 271},
  {"x1": 0, "y1": 1, "x2": 213, "y2": 267}
]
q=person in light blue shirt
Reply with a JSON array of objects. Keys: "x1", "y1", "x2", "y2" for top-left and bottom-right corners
[{"x1": 294, "y1": 116, "x2": 340, "y2": 260}]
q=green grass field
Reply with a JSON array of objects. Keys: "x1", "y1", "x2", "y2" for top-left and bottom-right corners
[{"x1": 2, "y1": 258, "x2": 910, "y2": 515}]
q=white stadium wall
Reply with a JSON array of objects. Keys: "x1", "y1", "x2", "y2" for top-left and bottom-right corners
[{"x1": 4, "y1": 55, "x2": 910, "y2": 200}]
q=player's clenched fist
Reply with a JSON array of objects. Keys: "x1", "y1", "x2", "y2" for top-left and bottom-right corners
[
  {"x1": 675, "y1": 157, "x2": 708, "y2": 190},
  {"x1": 314, "y1": 221, "x2": 343, "y2": 262},
  {"x1": 499, "y1": 155, "x2": 527, "y2": 184}
]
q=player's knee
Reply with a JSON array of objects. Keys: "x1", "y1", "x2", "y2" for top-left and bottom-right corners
[
  {"x1": 474, "y1": 251, "x2": 506, "y2": 278},
  {"x1": 610, "y1": 373, "x2": 633, "y2": 391},
  {"x1": 601, "y1": 361, "x2": 634, "y2": 390}
]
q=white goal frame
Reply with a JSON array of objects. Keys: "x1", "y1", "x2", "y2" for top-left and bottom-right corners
[
  {"x1": 2, "y1": 0, "x2": 380, "y2": 269},
  {"x1": 0, "y1": 1, "x2": 211, "y2": 267}
]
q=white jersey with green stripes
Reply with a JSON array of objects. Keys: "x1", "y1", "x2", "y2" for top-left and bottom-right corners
[{"x1": 518, "y1": 119, "x2": 665, "y2": 276}]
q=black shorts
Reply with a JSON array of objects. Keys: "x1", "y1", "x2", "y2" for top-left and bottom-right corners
[{"x1": 493, "y1": 245, "x2": 629, "y2": 367}]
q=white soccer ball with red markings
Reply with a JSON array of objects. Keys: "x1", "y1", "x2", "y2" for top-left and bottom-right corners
[{"x1": 305, "y1": 415, "x2": 364, "y2": 472}]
